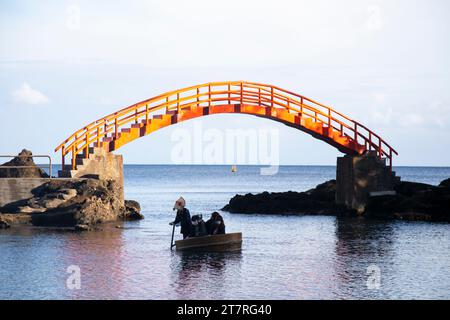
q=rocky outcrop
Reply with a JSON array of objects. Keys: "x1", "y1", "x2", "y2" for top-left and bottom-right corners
[
  {"x1": 223, "y1": 178, "x2": 450, "y2": 222},
  {"x1": 222, "y1": 180, "x2": 351, "y2": 215},
  {"x1": 364, "y1": 179, "x2": 450, "y2": 222},
  {"x1": 121, "y1": 200, "x2": 144, "y2": 220},
  {"x1": 0, "y1": 178, "x2": 143, "y2": 230},
  {"x1": 0, "y1": 219, "x2": 10, "y2": 229},
  {"x1": 0, "y1": 149, "x2": 49, "y2": 178}
]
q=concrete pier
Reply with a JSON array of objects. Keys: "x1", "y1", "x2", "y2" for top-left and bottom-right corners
[{"x1": 336, "y1": 151, "x2": 399, "y2": 213}]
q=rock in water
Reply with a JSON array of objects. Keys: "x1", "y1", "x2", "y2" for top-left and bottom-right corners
[
  {"x1": 0, "y1": 219, "x2": 11, "y2": 229},
  {"x1": 0, "y1": 149, "x2": 49, "y2": 178},
  {"x1": 222, "y1": 178, "x2": 450, "y2": 222},
  {"x1": 0, "y1": 178, "x2": 125, "y2": 228},
  {"x1": 439, "y1": 178, "x2": 450, "y2": 188},
  {"x1": 222, "y1": 180, "x2": 349, "y2": 215},
  {"x1": 363, "y1": 179, "x2": 450, "y2": 222},
  {"x1": 121, "y1": 200, "x2": 144, "y2": 220}
]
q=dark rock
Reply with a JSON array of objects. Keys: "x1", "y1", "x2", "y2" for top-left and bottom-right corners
[
  {"x1": 365, "y1": 180, "x2": 450, "y2": 222},
  {"x1": 0, "y1": 219, "x2": 11, "y2": 229},
  {"x1": 394, "y1": 181, "x2": 436, "y2": 197},
  {"x1": 223, "y1": 178, "x2": 450, "y2": 222},
  {"x1": 0, "y1": 149, "x2": 49, "y2": 178},
  {"x1": 120, "y1": 200, "x2": 144, "y2": 220},
  {"x1": 222, "y1": 180, "x2": 350, "y2": 215},
  {"x1": 439, "y1": 178, "x2": 450, "y2": 188}
]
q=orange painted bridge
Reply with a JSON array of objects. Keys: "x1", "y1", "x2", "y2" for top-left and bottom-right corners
[{"x1": 55, "y1": 81, "x2": 398, "y2": 171}]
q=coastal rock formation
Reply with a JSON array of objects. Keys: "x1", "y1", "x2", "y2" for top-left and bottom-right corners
[
  {"x1": 222, "y1": 180, "x2": 350, "y2": 215},
  {"x1": 223, "y1": 179, "x2": 450, "y2": 222},
  {"x1": 121, "y1": 200, "x2": 144, "y2": 220},
  {"x1": 0, "y1": 178, "x2": 143, "y2": 230},
  {"x1": 0, "y1": 149, "x2": 49, "y2": 178},
  {"x1": 364, "y1": 180, "x2": 450, "y2": 222},
  {"x1": 0, "y1": 219, "x2": 10, "y2": 229}
]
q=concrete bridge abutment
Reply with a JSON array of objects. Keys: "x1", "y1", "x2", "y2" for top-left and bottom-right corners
[{"x1": 336, "y1": 152, "x2": 399, "y2": 213}]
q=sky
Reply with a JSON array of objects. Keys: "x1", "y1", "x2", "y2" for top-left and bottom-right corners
[{"x1": 0, "y1": 0, "x2": 449, "y2": 166}]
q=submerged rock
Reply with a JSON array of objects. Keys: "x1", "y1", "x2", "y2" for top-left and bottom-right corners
[{"x1": 0, "y1": 149, "x2": 49, "y2": 178}]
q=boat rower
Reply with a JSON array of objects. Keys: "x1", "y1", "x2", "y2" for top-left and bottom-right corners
[{"x1": 170, "y1": 197, "x2": 192, "y2": 239}]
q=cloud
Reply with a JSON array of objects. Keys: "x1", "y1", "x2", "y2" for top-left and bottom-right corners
[
  {"x1": 12, "y1": 83, "x2": 49, "y2": 105},
  {"x1": 399, "y1": 113, "x2": 424, "y2": 127}
]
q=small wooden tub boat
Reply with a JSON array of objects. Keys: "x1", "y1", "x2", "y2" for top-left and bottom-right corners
[{"x1": 175, "y1": 233, "x2": 242, "y2": 251}]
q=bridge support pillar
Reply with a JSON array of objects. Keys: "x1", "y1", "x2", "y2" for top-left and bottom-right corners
[{"x1": 336, "y1": 151, "x2": 399, "y2": 214}]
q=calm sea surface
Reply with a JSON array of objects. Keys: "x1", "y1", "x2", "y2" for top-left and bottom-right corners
[{"x1": 1, "y1": 165, "x2": 450, "y2": 299}]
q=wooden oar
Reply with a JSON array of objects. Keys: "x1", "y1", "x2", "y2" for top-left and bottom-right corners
[{"x1": 170, "y1": 222, "x2": 176, "y2": 250}]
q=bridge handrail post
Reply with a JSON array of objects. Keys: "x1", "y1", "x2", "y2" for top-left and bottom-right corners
[
  {"x1": 300, "y1": 97, "x2": 303, "y2": 118},
  {"x1": 389, "y1": 149, "x2": 393, "y2": 170},
  {"x1": 228, "y1": 83, "x2": 231, "y2": 104},
  {"x1": 208, "y1": 84, "x2": 211, "y2": 107},
  {"x1": 240, "y1": 82, "x2": 243, "y2": 105},
  {"x1": 115, "y1": 115, "x2": 118, "y2": 139},
  {"x1": 379, "y1": 138, "x2": 382, "y2": 159},
  {"x1": 96, "y1": 126, "x2": 100, "y2": 147},
  {"x1": 85, "y1": 132, "x2": 89, "y2": 159},
  {"x1": 270, "y1": 86, "x2": 274, "y2": 108},
  {"x1": 177, "y1": 92, "x2": 180, "y2": 113},
  {"x1": 71, "y1": 145, "x2": 75, "y2": 170},
  {"x1": 61, "y1": 146, "x2": 65, "y2": 170}
]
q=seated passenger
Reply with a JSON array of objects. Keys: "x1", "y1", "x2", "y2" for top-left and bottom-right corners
[
  {"x1": 206, "y1": 211, "x2": 226, "y2": 235},
  {"x1": 190, "y1": 214, "x2": 208, "y2": 237}
]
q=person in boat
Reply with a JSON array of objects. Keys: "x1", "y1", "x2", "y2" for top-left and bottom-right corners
[
  {"x1": 170, "y1": 197, "x2": 192, "y2": 239},
  {"x1": 205, "y1": 211, "x2": 226, "y2": 235},
  {"x1": 190, "y1": 214, "x2": 208, "y2": 237}
]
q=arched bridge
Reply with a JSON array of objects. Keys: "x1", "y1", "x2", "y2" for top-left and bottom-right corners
[{"x1": 55, "y1": 81, "x2": 397, "y2": 172}]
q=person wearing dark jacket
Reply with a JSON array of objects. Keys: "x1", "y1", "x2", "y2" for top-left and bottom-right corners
[
  {"x1": 170, "y1": 197, "x2": 192, "y2": 239},
  {"x1": 191, "y1": 214, "x2": 208, "y2": 237},
  {"x1": 205, "y1": 211, "x2": 226, "y2": 235}
]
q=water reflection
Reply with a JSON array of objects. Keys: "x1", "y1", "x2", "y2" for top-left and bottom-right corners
[
  {"x1": 335, "y1": 217, "x2": 394, "y2": 258},
  {"x1": 60, "y1": 225, "x2": 125, "y2": 299},
  {"x1": 171, "y1": 251, "x2": 242, "y2": 299},
  {"x1": 333, "y1": 217, "x2": 395, "y2": 299}
]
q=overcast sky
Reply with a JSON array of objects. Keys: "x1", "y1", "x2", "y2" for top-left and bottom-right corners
[{"x1": 1, "y1": 0, "x2": 449, "y2": 166}]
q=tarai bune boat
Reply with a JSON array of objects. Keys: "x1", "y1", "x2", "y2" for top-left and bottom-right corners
[{"x1": 174, "y1": 233, "x2": 242, "y2": 251}]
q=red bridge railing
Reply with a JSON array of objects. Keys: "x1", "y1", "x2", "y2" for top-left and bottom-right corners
[{"x1": 55, "y1": 81, "x2": 398, "y2": 170}]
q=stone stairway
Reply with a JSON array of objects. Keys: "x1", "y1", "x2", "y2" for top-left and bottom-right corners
[{"x1": 58, "y1": 147, "x2": 108, "y2": 178}]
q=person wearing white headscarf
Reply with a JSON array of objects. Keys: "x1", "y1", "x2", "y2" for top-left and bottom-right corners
[{"x1": 169, "y1": 197, "x2": 192, "y2": 239}]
